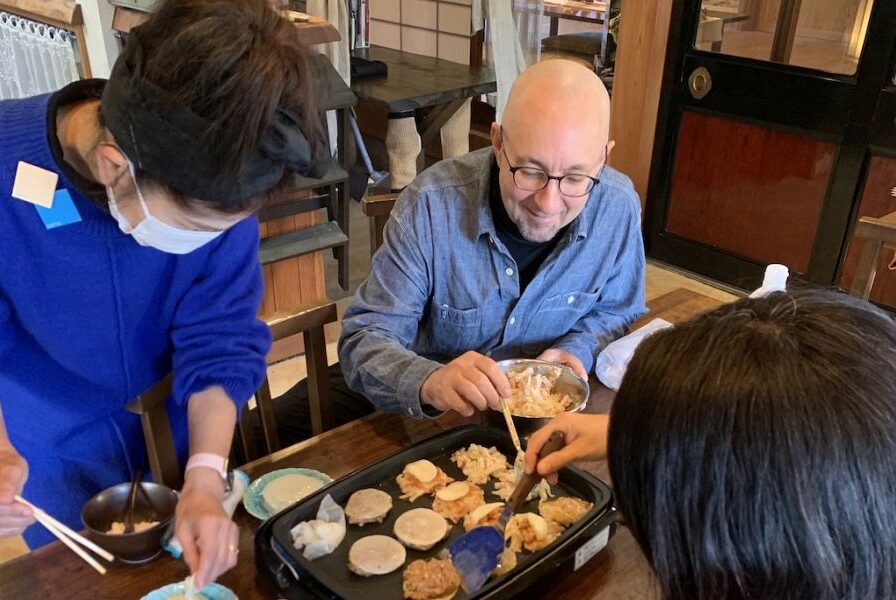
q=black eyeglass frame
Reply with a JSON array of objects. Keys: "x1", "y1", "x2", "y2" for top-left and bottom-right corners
[{"x1": 499, "y1": 132, "x2": 607, "y2": 197}]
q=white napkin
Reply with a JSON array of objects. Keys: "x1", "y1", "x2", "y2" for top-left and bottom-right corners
[
  {"x1": 595, "y1": 318, "x2": 674, "y2": 391},
  {"x1": 290, "y1": 494, "x2": 346, "y2": 560}
]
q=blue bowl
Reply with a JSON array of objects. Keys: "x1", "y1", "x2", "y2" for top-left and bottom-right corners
[{"x1": 140, "y1": 581, "x2": 237, "y2": 600}]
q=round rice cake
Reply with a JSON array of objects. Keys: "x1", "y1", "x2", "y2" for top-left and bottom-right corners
[
  {"x1": 347, "y1": 535, "x2": 407, "y2": 576},
  {"x1": 345, "y1": 488, "x2": 393, "y2": 526},
  {"x1": 393, "y1": 508, "x2": 449, "y2": 551}
]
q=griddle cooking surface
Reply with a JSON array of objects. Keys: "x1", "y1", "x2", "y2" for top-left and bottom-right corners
[{"x1": 266, "y1": 425, "x2": 613, "y2": 600}]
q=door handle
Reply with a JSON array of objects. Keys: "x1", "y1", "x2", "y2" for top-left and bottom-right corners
[{"x1": 688, "y1": 67, "x2": 712, "y2": 100}]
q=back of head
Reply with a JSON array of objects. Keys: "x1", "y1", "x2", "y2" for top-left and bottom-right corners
[
  {"x1": 103, "y1": 0, "x2": 327, "y2": 210},
  {"x1": 608, "y1": 288, "x2": 896, "y2": 600}
]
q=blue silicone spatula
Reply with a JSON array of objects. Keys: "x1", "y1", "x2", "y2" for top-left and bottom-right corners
[{"x1": 448, "y1": 431, "x2": 566, "y2": 594}]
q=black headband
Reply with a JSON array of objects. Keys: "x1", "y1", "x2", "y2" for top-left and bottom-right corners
[{"x1": 101, "y1": 27, "x2": 322, "y2": 205}]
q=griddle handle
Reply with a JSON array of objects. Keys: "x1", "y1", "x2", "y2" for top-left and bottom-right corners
[{"x1": 507, "y1": 431, "x2": 566, "y2": 513}]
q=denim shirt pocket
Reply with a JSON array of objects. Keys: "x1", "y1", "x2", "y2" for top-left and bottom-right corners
[
  {"x1": 523, "y1": 291, "x2": 600, "y2": 351},
  {"x1": 428, "y1": 301, "x2": 482, "y2": 356}
]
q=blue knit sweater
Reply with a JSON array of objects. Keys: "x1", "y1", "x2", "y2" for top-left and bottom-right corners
[{"x1": 0, "y1": 89, "x2": 271, "y2": 547}]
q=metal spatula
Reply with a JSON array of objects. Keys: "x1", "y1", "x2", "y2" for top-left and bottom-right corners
[{"x1": 449, "y1": 431, "x2": 566, "y2": 594}]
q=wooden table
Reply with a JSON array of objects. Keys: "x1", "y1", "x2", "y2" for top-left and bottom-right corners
[
  {"x1": 351, "y1": 45, "x2": 497, "y2": 173},
  {"x1": 541, "y1": 0, "x2": 608, "y2": 37},
  {"x1": 700, "y1": 9, "x2": 752, "y2": 53},
  {"x1": 0, "y1": 288, "x2": 724, "y2": 599}
]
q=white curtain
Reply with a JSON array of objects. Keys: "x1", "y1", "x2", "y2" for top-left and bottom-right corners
[
  {"x1": 0, "y1": 12, "x2": 79, "y2": 100},
  {"x1": 472, "y1": 0, "x2": 543, "y2": 120},
  {"x1": 305, "y1": 0, "x2": 351, "y2": 155}
]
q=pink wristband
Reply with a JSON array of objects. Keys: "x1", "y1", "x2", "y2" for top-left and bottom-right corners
[{"x1": 184, "y1": 452, "x2": 229, "y2": 480}]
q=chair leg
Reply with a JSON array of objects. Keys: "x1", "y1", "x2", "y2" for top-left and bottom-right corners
[
  {"x1": 850, "y1": 238, "x2": 883, "y2": 300},
  {"x1": 304, "y1": 326, "x2": 333, "y2": 436},
  {"x1": 235, "y1": 406, "x2": 262, "y2": 463},
  {"x1": 139, "y1": 410, "x2": 182, "y2": 489},
  {"x1": 329, "y1": 184, "x2": 339, "y2": 261},
  {"x1": 255, "y1": 380, "x2": 282, "y2": 455},
  {"x1": 338, "y1": 181, "x2": 350, "y2": 290}
]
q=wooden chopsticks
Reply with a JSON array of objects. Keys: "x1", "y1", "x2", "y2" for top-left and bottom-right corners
[
  {"x1": 499, "y1": 398, "x2": 524, "y2": 457},
  {"x1": 14, "y1": 495, "x2": 114, "y2": 574}
]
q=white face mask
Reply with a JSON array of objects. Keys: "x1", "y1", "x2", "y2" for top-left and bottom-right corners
[{"x1": 107, "y1": 160, "x2": 224, "y2": 254}]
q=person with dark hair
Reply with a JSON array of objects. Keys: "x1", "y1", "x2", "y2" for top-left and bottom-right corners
[
  {"x1": 526, "y1": 289, "x2": 896, "y2": 599},
  {"x1": 0, "y1": 0, "x2": 326, "y2": 586}
]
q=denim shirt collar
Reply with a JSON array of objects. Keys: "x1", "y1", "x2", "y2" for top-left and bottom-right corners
[{"x1": 474, "y1": 150, "x2": 595, "y2": 245}]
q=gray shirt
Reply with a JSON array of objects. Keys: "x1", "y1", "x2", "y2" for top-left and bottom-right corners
[{"x1": 339, "y1": 147, "x2": 647, "y2": 417}]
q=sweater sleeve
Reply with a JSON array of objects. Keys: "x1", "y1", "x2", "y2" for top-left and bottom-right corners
[{"x1": 169, "y1": 218, "x2": 271, "y2": 414}]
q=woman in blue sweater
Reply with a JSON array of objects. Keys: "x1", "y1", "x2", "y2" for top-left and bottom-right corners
[{"x1": 0, "y1": 0, "x2": 326, "y2": 587}]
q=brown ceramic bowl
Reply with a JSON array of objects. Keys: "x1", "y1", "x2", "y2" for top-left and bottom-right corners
[
  {"x1": 81, "y1": 482, "x2": 178, "y2": 564},
  {"x1": 487, "y1": 359, "x2": 589, "y2": 438}
]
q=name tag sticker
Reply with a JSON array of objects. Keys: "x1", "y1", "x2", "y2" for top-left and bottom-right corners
[
  {"x1": 11, "y1": 161, "x2": 58, "y2": 208},
  {"x1": 36, "y1": 189, "x2": 81, "y2": 229},
  {"x1": 574, "y1": 525, "x2": 610, "y2": 571}
]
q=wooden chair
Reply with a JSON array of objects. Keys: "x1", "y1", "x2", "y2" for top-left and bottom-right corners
[
  {"x1": 848, "y1": 210, "x2": 896, "y2": 300},
  {"x1": 126, "y1": 298, "x2": 338, "y2": 489},
  {"x1": 361, "y1": 192, "x2": 400, "y2": 254}
]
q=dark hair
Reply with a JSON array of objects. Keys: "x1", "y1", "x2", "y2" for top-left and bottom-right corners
[
  {"x1": 120, "y1": 0, "x2": 327, "y2": 213},
  {"x1": 608, "y1": 288, "x2": 896, "y2": 600}
]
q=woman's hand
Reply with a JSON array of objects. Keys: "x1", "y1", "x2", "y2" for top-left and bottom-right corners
[
  {"x1": 524, "y1": 413, "x2": 610, "y2": 485},
  {"x1": 175, "y1": 468, "x2": 238, "y2": 589},
  {"x1": 0, "y1": 443, "x2": 34, "y2": 537}
]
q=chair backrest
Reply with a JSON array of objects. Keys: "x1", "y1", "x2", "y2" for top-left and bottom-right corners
[
  {"x1": 848, "y1": 210, "x2": 896, "y2": 300},
  {"x1": 362, "y1": 192, "x2": 400, "y2": 253},
  {"x1": 127, "y1": 299, "x2": 338, "y2": 488},
  {"x1": 125, "y1": 374, "x2": 179, "y2": 488}
]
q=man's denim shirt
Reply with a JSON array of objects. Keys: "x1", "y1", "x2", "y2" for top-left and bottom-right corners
[{"x1": 339, "y1": 147, "x2": 647, "y2": 417}]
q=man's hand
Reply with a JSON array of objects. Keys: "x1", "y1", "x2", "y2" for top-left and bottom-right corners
[
  {"x1": 420, "y1": 351, "x2": 511, "y2": 416},
  {"x1": 0, "y1": 443, "x2": 33, "y2": 537},
  {"x1": 175, "y1": 468, "x2": 239, "y2": 589},
  {"x1": 524, "y1": 413, "x2": 609, "y2": 485},
  {"x1": 537, "y1": 348, "x2": 587, "y2": 379}
]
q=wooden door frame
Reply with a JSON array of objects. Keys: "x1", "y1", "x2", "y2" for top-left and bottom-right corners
[{"x1": 643, "y1": 0, "x2": 896, "y2": 289}]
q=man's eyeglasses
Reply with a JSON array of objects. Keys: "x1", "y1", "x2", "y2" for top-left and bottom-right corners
[{"x1": 500, "y1": 133, "x2": 606, "y2": 197}]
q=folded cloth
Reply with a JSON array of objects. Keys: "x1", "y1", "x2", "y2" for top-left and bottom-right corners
[
  {"x1": 595, "y1": 318, "x2": 673, "y2": 391},
  {"x1": 350, "y1": 57, "x2": 388, "y2": 79}
]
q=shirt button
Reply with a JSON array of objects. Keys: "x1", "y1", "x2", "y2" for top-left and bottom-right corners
[
  {"x1": 505, "y1": 267, "x2": 514, "y2": 277},
  {"x1": 509, "y1": 317, "x2": 516, "y2": 326},
  {"x1": 567, "y1": 295, "x2": 575, "y2": 304}
]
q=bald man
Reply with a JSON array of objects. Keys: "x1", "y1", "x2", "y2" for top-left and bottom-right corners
[{"x1": 275, "y1": 61, "x2": 645, "y2": 430}]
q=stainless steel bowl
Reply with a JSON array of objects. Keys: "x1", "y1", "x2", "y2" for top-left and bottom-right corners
[
  {"x1": 488, "y1": 358, "x2": 589, "y2": 438},
  {"x1": 81, "y1": 481, "x2": 178, "y2": 564}
]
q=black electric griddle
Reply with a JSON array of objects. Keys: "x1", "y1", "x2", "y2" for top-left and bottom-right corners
[{"x1": 255, "y1": 425, "x2": 618, "y2": 599}]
